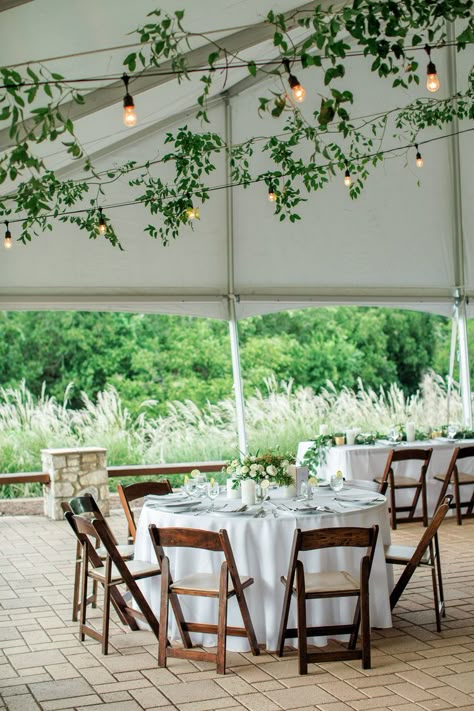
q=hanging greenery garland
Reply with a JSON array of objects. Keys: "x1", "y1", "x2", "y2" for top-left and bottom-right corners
[{"x1": 0, "y1": 0, "x2": 473, "y2": 247}]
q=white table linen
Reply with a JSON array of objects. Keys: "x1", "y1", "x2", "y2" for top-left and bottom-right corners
[
  {"x1": 297, "y1": 439, "x2": 474, "y2": 517},
  {"x1": 134, "y1": 492, "x2": 392, "y2": 652}
]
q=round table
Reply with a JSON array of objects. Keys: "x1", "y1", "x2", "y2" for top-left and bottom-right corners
[{"x1": 134, "y1": 489, "x2": 393, "y2": 652}]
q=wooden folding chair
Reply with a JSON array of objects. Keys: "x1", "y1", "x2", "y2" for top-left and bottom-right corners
[
  {"x1": 374, "y1": 448, "x2": 432, "y2": 529},
  {"x1": 67, "y1": 512, "x2": 162, "y2": 654},
  {"x1": 117, "y1": 480, "x2": 172, "y2": 543},
  {"x1": 385, "y1": 496, "x2": 450, "y2": 631},
  {"x1": 433, "y1": 446, "x2": 474, "y2": 524},
  {"x1": 62, "y1": 494, "x2": 134, "y2": 621},
  {"x1": 148, "y1": 525, "x2": 260, "y2": 674},
  {"x1": 277, "y1": 525, "x2": 379, "y2": 673}
]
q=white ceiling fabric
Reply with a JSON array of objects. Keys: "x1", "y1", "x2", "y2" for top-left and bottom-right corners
[{"x1": 0, "y1": 0, "x2": 472, "y2": 320}]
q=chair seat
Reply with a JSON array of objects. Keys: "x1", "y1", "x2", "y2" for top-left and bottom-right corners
[
  {"x1": 97, "y1": 543, "x2": 134, "y2": 560},
  {"x1": 433, "y1": 472, "x2": 474, "y2": 484},
  {"x1": 374, "y1": 475, "x2": 421, "y2": 488},
  {"x1": 284, "y1": 570, "x2": 359, "y2": 594},
  {"x1": 90, "y1": 559, "x2": 160, "y2": 584},
  {"x1": 171, "y1": 572, "x2": 251, "y2": 594},
  {"x1": 384, "y1": 544, "x2": 430, "y2": 565}
]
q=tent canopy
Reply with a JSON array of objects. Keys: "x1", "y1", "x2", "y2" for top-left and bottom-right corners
[{"x1": 0, "y1": 0, "x2": 472, "y2": 320}]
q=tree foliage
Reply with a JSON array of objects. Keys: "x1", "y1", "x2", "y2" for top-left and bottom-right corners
[{"x1": 0, "y1": 307, "x2": 456, "y2": 414}]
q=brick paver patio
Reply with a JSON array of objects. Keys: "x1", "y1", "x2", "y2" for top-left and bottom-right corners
[{"x1": 1, "y1": 509, "x2": 473, "y2": 711}]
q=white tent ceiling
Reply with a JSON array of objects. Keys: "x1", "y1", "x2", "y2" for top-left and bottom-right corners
[{"x1": 0, "y1": 0, "x2": 472, "y2": 320}]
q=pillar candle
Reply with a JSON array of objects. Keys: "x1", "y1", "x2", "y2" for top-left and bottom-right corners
[
  {"x1": 406, "y1": 422, "x2": 416, "y2": 442},
  {"x1": 319, "y1": 424, "x2": 329, "y2": 435},
  {"x1": 241, "y1": 479, "x2": 256, "y2": 506}
]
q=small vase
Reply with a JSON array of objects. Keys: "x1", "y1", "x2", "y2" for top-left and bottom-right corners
[
  {"x1": 280, "y1": 484, "x2": 297, "y2": 499},
  {"x1": 334, "y1": 436, "x2": 345, "y2": 446},
  {"x1": 255, "y1": 482, "x2": 263, "y2": 503}
]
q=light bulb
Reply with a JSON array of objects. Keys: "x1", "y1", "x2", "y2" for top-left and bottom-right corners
[
  {"x1": 416, "y1": 151, "x2": 424, "y2": 168},
  {"x1": 123, "y1": 102, "x2": 137, "y2": 127},
  {"x1": 268, "y1": 186, "x2": 277, "y2": 202},
  {"x1": 185, "y1": 206, "x2": 200, "y2": 220},
  {"x1": 4, "y1": 222, "x2": 12, "y2": 249},
  {"x1": 344, "y1": 168, "x2": 352, "y2": 187},
  {"x1": 426, "y1": 61, "x2": 440, "y2": 92},
  {"x1": 98, "y1": 208, "x2": 107, "y2": 235},
  {"x1": 122, "y1": 73, "x2": 137, "y2": 127},
  {"x1": 289, "y1": 75, "x2": 306, "y2": 103}
]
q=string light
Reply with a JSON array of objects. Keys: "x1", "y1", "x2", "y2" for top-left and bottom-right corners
[
  {"x1": 344, "y1": 163, "x2": 352, "y2": 187},
  {"x1": 282, "y1": 58, "x2": 306, "y2": 103},
  {"x1": 4, "y1": 221, "x2": 12, "y2": 249},
  {"x1": 122, "y1": 73, "x2": 137, "y2": 127},
  {"x1": 185, "y1": 195, "x2": 200, "y2": 220},
  {"x1": 97, "y1": 207, "x2": 107, "y2": 235},
  {"x1": 425, "y1": 46, "x2": 440, "y2": 93},
  {"x1": 415, "y1": 143, "x2": 424, "y2": 168},
  {"x1": 267, "y1": 183, "x2": 277, "y2": 202}
]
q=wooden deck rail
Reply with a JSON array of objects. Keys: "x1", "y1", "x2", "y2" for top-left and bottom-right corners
[
  {"x1": 0, "y1": 472, "x2": 51, "y2": 485},
  {"x1": 107, "y1": 461, "x2": 226, "y2": 478},
  {"x1": 0, "y1": 461, "x2": 227, "y2": 488}
]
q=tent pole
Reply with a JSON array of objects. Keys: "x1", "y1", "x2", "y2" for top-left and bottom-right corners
[
  {"x1": 446, "y1": 311, "x2": 457, "y2": 425},
  {"x1": 456, "y1": 296, "x2": 472, "y2": 428},
  {"x1": 228, "y1": 298, "x2": 248, "y2": 454},
  {"x1": 224, "y1": 92, "x2": 248, "y2": 454}
]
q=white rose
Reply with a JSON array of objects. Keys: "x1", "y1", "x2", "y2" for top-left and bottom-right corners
[
  {"x1": 250, "y1": 463, "x2": 258, "y2": 471},
  {"x1": 260, "y1": 478, "x2": 270, "y2": 490},
  {"x1": 232, "y1": 459, "x2": 239, "y2": 467},
  {"x1": 240, "y1": 466, "x2": 249, "y2": 474},
  {"x1": 226, "y1": 466, "x2": 233, "y2": 474},
  {"x1": 249, "y1": 469, "x2": 257, "y2": 478},
  {"x1": 191, "y1": 469, "x2": 201, "y2": 477},
  {"x1": 266, "y1": 465, "x2": 277, "y2": 477},
  {"x1": 250, "y1": 456, "x2": 257, "y2": 462},
  {"x1": 257, "y1": 464, "x2": 265, "y2": 472}
]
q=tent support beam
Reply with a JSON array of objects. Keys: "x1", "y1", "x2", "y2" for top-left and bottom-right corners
[
  {"x1": 224, "y1": 93, "x2": 247, "y2": 454},
  {"x1": 456, "y1": 295, "x2": 472, "y2": 428}
]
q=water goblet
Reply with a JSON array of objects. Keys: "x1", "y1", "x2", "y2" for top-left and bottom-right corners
[
  {"x1": 183, "y1": 478, "x2": 197, "y2": 498},
  {"x1": 207, "y1": 481, "x2": 220, "y2": 510},
  {"x1": 330, "y1": 474, "x2": 344, "y2": 493},
  {"x1": 447, "y1": 424, "x2": 457, "y2": 439}
]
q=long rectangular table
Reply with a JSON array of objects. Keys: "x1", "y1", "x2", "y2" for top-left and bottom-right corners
[{"x1": 297, "y1": 439, "x2": 474, "y2": 517}]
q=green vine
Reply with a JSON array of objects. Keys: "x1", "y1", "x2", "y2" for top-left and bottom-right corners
[{"x1": 0, "y1": 1, "x2": 473, "y2": 246}]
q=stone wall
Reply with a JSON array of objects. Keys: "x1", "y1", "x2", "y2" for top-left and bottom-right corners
[{"x1": 41, "y1": 447, "x2": 109, "y2": 520}]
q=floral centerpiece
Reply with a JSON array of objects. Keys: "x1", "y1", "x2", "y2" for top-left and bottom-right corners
[{"x1": 223, "y1": 451, "x2": 295, "y2": 489}]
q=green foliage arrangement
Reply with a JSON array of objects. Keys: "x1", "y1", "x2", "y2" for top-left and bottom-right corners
[{"x1": 0, "y1": 2, "x2": 473, "y2": 245}]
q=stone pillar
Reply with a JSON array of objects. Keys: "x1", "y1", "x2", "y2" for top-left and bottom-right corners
[{"x1": 41, "y1": 447, "x2": 109, "y2": 520}]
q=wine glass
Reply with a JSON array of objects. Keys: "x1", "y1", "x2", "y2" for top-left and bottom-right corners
[
  {"x1": 195, "y1": 476, "x2": 208, "y2": 499},
  {"x1": 447, "y1": 424, "x2": 457, "y2": 439},
  {"x1": 299, "y1": 481, "x2": 310, "y2": 500},
  {"x1": 183, "y1": 478, "x2": 197, "y2": 498},
  {"x1": 207, "y1": 481, "x2": 220, "y2": 510}
]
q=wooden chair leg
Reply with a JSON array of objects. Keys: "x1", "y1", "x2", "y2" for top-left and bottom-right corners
[
  {"x1": 453, "y1": 472, "x2": 463, "y2": 525},
  {"x1": 431, "y1": 566, "x2": 442, "y2": 632},
  {"x1": 216, "y1": 564, "x2": 228, "y2": 674},
  {"x1": 295, "y1": 562, "x2": 308, "y2": 675},
  {"x1": 234, "y1": 583, "x2": 259, "y2": 657},
  {"x1": 159, "y1": 558, "x2": 170, "y2": 668},
  {"x1": 389, "y1": 470, "x2": 397, "y2": 530},
  {"x1": 348, "y1": 599, "x2": 360, "y2": 650},
  {"x1": 72, "y1": 541, "x2": 82, "y2": 622},
  {"x1": 277, "y1": 575, "x2": 293, "y2": 657},
  {"x1": 433, "y1": 535, "x2": 446, "y2": 618},
  {"x1": 79, "y1": 545, "x2": 89, "y2": 641},
  {"x1": 360, "y1": 557, "x2": 371, "y2": 669},
  {"x1": 102, "y1": 559, "x2": 113, "y2": 655}
]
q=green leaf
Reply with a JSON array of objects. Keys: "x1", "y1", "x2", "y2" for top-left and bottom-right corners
[{"x1": 247, "y1": 61, "x2": 257, "y2": 77}]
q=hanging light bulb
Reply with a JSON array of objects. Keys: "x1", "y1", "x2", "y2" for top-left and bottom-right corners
[
  {"x1": 425, "y1": 46, "x2": 440, "y2": 93},
  {"x1": 415, "y1": 144, "x2": 424, "y2": 168},
  {"x1": 283, "y1": 58, "x2": 306, "y2": 103},
  {"x1": 184, "y1": 195, "x2": 200, "y2": 221},
  {"x1": 97, "y1": 207, "x2": 107, "y2": 235},
  {"x1": 344, "y1": 164, "x2": 352, "y2": 187},
  {"x1": 268, "y1": 183, "x2": 277, "y2": 202},
  {"x1": 4, "y1": 221, "x2": 12, "y2": 249},
  {"x1": 122, "y1": 73, "x2": 137, "y2": 127}
]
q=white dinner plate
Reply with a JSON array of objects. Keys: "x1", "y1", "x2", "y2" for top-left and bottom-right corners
[
  {"x1": 207, "y1": 508, "x2": 252, "y2": 516},
  {"x1": 146, "y1": 498, "x2": 201, "y2": 510},
  {"x1": 335, "y1": 492, "x2": 383, "y2": 504}
]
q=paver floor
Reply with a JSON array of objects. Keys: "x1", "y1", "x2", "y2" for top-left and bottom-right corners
[{"x1": 0, "y1": 509, "x2": 473, "y2": 711}]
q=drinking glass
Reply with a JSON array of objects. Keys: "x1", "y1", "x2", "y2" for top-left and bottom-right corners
[
  {"x1": 299, "y1": 481, "x2": 310, "y2": 500},
  {"x1": 195, "y1": 476, "x2": 208, "y2": 499},
  {"x1": 207, "y1": 481, "x2": 220, "y2": 510},
  {"x1": 183, "y1": 478, "x2": 197, "y2": 498},
  {"x1": 330, "y1": 474, "x2": 344, "y2": 493},
  {"x1": 447, "y1": 424, "x2": 457, "y2": 439}
]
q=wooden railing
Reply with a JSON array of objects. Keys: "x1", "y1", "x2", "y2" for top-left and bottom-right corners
[{"x1": 0, "y1": 461, "x2": 226, "y2": 488}]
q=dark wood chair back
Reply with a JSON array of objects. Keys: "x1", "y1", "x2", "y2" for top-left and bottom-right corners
[
  {"x1": 434, "y1": 447, "x2": 474, "y2": 524},
  {"x1": 377, "y1": 447, "x2": 433, "y2": 528},
  {"x1": 117, "y1": 480, "x2": 172, "y2": 542}
]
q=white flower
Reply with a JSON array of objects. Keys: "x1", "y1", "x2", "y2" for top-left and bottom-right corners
[
  {"x1": 226, "y1": 466, "x2": 233, "y2": 474},
  {"x1": 260, "y1": 478, "x2": 270, "y2": 490},
  {"x1": 257, "y1": 464, "x2": 265, "y2": 472},
  {"x1": 240, "y1": 466, "x2": 249, "y2": 474},
  {"x1": 191, "y1": 469, "x2": 201, "y2": 477},
  {"x1": 232, "y1": 459, "x2": 239, "y2": 467},
  {"x1": 249, "y1": 469, "x2": 257, "y2": 478},
  {"x1": 250, "y1": 463, "x2": 259, "y2": 472},
  {"x1": 250, "y1": 456, "x2": 256, "y2": 462},
  {"x1": 266, "y1": 465, "x2": 277, "y2": 477}
]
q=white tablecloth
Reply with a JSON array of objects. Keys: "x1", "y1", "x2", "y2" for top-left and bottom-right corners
[
  {"x1": 297, "y1": 439, "x2": 474, "y2": 517},
  {"x1": 134, "y1": 492, "x2": 392, "y2": 652}
]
